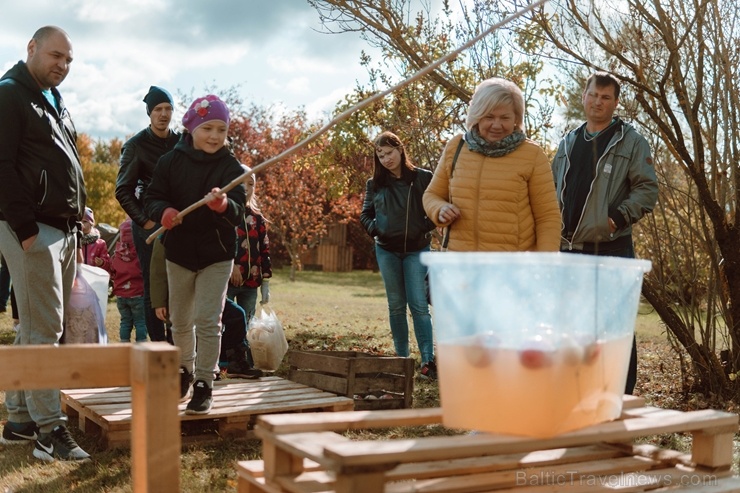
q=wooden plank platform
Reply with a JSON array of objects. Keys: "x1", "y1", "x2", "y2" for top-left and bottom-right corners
[
  {"x1": 61, "y1": 376, "x2": 354, "y2": 448},
  {"x1": 237, "y1": 396, "x2": 740, "y2": 492}
]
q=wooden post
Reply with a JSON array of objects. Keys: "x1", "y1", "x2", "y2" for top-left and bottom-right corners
[
  {"x1": 130, "y1": 343, "x2": 181, "y2": 493},
  {"x1": 691, "y1": 427, "x2": 737, "y2": 470},
  {"x1": 0, "y1": 344, "x2": 181, "y2": 491}
]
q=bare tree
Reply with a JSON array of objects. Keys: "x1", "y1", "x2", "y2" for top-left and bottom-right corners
[
  {"x1": 308, "y1": 0, "x2": 560, "y2": 172},
  {"x1": 526, "y1": 0, "x2": 740, "y2": 395}
]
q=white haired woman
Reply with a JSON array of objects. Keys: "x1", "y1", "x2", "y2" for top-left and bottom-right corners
[{"x1": 423, "y1": 77, "x2": 560, "y2": 252}]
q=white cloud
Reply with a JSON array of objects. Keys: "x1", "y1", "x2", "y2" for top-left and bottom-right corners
[
  {"x1": 0, "y1": 1, "x2": 377, "y2": 139},
  {"x1": 70, "y1": 0, "x2": 169, "y2": 23}
]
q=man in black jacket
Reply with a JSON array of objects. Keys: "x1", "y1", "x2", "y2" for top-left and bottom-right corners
[
  {"x1": 0, "y1": 26, "x2": 90, "y2": 462},
  {"x1": 116, "y1": 86, "x2": 180, "y2": 342}
]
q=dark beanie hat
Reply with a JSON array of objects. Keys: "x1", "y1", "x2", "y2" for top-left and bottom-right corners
[{"x1": 143, "y1": 86, "x2": 174, "y2": 116}]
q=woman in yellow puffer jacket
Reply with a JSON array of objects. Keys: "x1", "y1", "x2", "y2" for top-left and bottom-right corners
[{"x1": 423, "y1": 78, "x2": 560, "y2": 252}]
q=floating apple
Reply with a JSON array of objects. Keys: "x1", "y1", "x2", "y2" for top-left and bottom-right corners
[
  {"x1": 519, "y1": 336, "x2": 554, "y2": 369},
  {"x1": 463, "y1": 333, "x2": 500, "y2": 368},
  {"x1": 583, "y1": 342, "x2": 602, "y2": 365},
  {"x1": 519, "y1": 348, "x2": 554, "y2": 369}
]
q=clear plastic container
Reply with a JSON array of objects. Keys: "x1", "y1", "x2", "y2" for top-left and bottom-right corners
[{"x1": 421, "y1": 252, "x2": 651, "y2": 437}]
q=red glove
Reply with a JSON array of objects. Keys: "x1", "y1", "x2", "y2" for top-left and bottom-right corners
[
  {"x1": 206, "y1": 187, "x2": 228, "y2": 213},
  {"x1": 161, "y1": 207, "x2": 180, "y2": 230}
]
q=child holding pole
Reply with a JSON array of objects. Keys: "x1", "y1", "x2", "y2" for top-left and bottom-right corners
[{"x1": 145, "y1": 94, "x2": 245, "y2": 414}]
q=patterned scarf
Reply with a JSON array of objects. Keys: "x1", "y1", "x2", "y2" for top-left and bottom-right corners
[
  {"x1": 80, "y1": 228, "x2": 100, "y2": 246},
  {"x1": 465, "y1": 127, "x2": 527, "y2": 157}
]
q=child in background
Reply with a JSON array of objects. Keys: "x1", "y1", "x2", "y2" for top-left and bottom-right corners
[
  {"x1": 80, "y1": 207, "x2": 111, "y2": 272},
  {"x1": 145, "y1": 94, "x2": 246, "y2": 415},
  {"x1": 228, "y1": 169, "x2": 272, "y2": 324},
  {"x1": 110, "y1": 217, "x2": 147, "y2": 342}
]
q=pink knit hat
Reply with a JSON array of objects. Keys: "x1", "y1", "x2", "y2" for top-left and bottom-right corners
[
  {"x1": 182, "y1": 94, "x2": 230, "y2": 133},
  {"x1": 83, "y1": 207, "x2": 95, "y2": 225}
]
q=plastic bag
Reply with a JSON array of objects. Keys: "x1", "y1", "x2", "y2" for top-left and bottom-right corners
[
  {"x1": 247, "y1": 306, "x2": 287, "y2": 371},
  {"x1": 79, "y1": 264, "x2": 110, "y2": 321},
  {"x1": 63, "y1": 265, "x2": 108, "y2": 344}
]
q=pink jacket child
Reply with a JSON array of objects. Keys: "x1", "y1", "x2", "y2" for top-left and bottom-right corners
[
  {"x1": 110, "y1": 218, "x2": 144, "y2": 298},
  {"x1": 80, "y1": 207, "x2": 111, "y2": 272}
]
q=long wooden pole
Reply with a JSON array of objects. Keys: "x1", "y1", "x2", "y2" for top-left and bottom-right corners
[{"x1": 147, "y1": 0, "x2": 548, "y2": 244}]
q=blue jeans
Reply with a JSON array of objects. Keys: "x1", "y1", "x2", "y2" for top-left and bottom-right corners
[
  {"x1": 375, "y1": 244, "x2": 434, "y2": 364},
  {"x1": 227, "y1": 284, "x2": 259, "y2": 325},
  {"x1": 132, "y1": 221, "x2": 167, "y2": 342},
  {"x1": 562, "y1": 240, "x2": 638, "y2": 394},
  {"x1": 117, "y1": 295, "x2": 147, "y2": 342}
]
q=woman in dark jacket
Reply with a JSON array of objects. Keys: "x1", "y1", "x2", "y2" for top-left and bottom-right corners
[{"x1": 360, "y1": 131, "x2": 437, "y2": 379}]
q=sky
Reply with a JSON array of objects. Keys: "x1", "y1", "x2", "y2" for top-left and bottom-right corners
[{"x1": 0, "y1": 0, "x2": 382, "y2": 141}]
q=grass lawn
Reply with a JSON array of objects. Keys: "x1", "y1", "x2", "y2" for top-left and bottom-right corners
[{"x1": 0, "y1": 267, "x2": 735, "y2": 491}]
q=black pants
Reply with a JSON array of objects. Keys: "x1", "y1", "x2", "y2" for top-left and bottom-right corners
[{"x1": 220, "y1": 298, "x2": 254, "y2": 366}]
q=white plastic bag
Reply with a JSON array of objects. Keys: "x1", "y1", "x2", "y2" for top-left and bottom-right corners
[
  {"x1": 63, "y1": 265, "x2": 109, "y2": 344},
  {"x1": 247, "y1": 306, "x2": 287, "y2": 371},
  {"x1": 79, "y1": 264, "x2": 110, "y2": 322}
]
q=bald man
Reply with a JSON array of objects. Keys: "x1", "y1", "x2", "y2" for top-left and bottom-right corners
[{"x1": 0, "y1": 26, "x2": 90, "y2": 462}]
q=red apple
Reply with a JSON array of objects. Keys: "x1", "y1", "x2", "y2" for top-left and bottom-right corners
[
  {"x1": 583, "y1": 342, "x2": 602, "y2": 365},
  {"x1": 519, "y1": 348, "x2": 554, "y2": 369}
]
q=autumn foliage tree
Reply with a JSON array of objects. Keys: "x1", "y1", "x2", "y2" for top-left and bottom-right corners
[
  {"x1": 77, "y1": 134, "x2": 126, "y2": 228},
  {"x1": 229, "y1": 107, "x2": 347, "y2": 281}
]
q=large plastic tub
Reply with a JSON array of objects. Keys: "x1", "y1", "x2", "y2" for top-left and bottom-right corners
[{"x1": 422, "y1": 252, "x2": 651, "y2": 437}]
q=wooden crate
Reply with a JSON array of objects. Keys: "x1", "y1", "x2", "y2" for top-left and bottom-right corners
[
  {"x1": 237, "y1": 396, "x2": 740, "y2": 493},
  {"x1": 300, "y1": 244, "x2": 353, "y2": 272},
  {"x1": 61, "y1": 375, "x2": 353, "y2": 449},
  {"x1": 288, "y1": 350, "x2": 414, "y2": 410}
]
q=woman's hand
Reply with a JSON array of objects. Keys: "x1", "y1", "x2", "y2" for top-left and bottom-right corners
[
  {"x1": 155, "y1": 307, "x2": 168, "y2": 322},
  {"x1": 438, "y1": 203, "x2": 461, "y2": 224}
]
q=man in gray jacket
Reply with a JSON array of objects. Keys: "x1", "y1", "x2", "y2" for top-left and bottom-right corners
[{"x1": 551, "y1": 71, "x2": 658, "y2": 394}]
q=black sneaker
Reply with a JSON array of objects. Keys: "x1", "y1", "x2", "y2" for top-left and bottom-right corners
[
  {"x1": 1, "y1": 421, "x2": 39, "y2": 445},
  {"x1": 226, "y1": 360, "x2": 263, "y2": 379},
  {"x1": 420, "y1": 359, "x2": 438, "y2": 380},
  {"x1": 180, "y1": 366, "x2": 194, "y2": 402},
  {"x1": 33, "y1": 425, "x2": 90, "y2": 462},
  {"x1": 185, "y1": 380, "x2": 213, "y2": 415}
]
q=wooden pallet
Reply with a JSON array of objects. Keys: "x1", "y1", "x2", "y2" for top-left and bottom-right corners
[
  {"x1": 61, "y1": 376, "x2": 354, "y2": 448},
  {"x1": 237, "y1": 396, "x2": 740, "y2": 492}
]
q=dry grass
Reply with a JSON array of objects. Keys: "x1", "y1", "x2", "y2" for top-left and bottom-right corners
[{"x1": 0, "y1": 268, "x2": 736, "y2": 491}]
